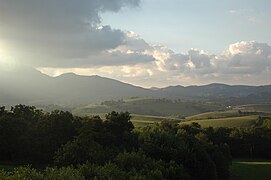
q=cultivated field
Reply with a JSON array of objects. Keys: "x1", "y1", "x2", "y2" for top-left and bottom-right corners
[
  {"x1": 181, "y1": 115, "x2": 260, "y2": 128},
  {"x1": 186, "y1": 110, "x2": 242, "y2": 120},
  {"x1": 131, "y1": 114, "x2": 182, "y2": 127}
]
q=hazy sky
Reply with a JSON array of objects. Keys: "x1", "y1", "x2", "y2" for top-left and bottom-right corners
[{"x1": 0, "y1": 0, "x2": 271, "y2": 87}]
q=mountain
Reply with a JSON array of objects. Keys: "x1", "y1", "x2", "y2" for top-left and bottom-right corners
[
  {"x1": 1, "y1": 66, "x2": 271, "y2": 106},
  {"x1": 50, "y1": 73, "x2": 152, "y2": 105},
  {"x1": 0, "y1": 66, "x2": 151, "y2": 106},
  {"x1": 158, "y1": 83, "x2": 271, "y2": 100}
]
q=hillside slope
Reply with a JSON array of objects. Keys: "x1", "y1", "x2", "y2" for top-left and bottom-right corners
[
  {"x1": 0, "y1": 66, "x2": 151, "y2": 105},
  {"x1": 1, "y1": 66, "x2": 271, "y2": 106}
]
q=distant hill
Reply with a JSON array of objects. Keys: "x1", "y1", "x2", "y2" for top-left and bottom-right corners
[
  {"x1": 0, "y1": 66, "x2": 151, "y2": 106},
  {"x1": 72, "y1": 98, "x2": 224, "y2": 117},
  {"x1": 158, "y1": 83, "x2": 271, "y2": 99},
  {"x1": 1, "y1": 66, "x2": 271, "y2": 106}
]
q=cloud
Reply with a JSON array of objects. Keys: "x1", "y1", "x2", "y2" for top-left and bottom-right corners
[
  {"x1": 0, "y1": 0, "x2": 140, "y2": 66},
  {"x1": 157, "y1": 41, "x2": 271, "y2": 84},
  {"x1": 227, "y1": 9, "x2": 264, "y2": 23},
  {"x1": 38, "y1": 40, "x2": 271, "y2": 87},
  {"x1": 1, "y1": 1, "x2": 270, "y2": 87}
]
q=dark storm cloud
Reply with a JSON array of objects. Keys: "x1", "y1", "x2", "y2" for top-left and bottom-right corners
[{"x1": 0, "y1": 0, "x2": 140, "y2": 66}]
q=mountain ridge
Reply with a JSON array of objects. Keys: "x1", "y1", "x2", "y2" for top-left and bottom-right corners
[{"x1": 1, "y1": 67, "x2": 271, "y2": 106}]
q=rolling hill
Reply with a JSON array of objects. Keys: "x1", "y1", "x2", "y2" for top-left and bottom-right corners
[
  {"x1": 159, "y1": 83, "x2": 271, "y2": 99},
  {"x1": 0, "y1": 66, "x2": 151, "y2": 106},
  {"x1": 72, "y1": 98, "x2": 224, "y2": 117},
  {"x1": 1, "y1": 66, "x2": 271, "y2": 107},
  {"x1": 181, "y1": 115, "x2": 261, "y2": 128}
]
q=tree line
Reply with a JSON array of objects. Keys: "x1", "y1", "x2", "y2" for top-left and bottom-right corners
[{"x1": 0, "y1": 105, "x2": 270, "y2": 179}]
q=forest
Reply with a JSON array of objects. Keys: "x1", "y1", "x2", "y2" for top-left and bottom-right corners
[{"x1": 0, "y1": 105, "x2": 271, "y2": 179}]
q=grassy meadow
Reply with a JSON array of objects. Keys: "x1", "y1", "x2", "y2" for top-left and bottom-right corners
[
  {"x1": 72, "y1": 97, "x2": 225, "y2": 117},
  {"x1": 70, "y1": 98, "x2": 271, "y2": 129},
  {"x1": 130, "y1": 114, "x2": 182, "y2": 127},
  {"x1": 181, "y1": 115, "x2": 260, "y2": 128},
  {"x1": 237, "y1": 104, "x2": 271, "y2": 112},
  {"x1": 186, "y1": 110, "x2": 242, "y2": 120},
  {"x1": 230, "y1": 159, "x2": 271, "y2": 180}
]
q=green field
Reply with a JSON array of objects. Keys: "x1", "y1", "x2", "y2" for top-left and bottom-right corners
[
  {"x1": 131, "y1": 114, "x2": 182, "y2": 127},
  {"x1": 181, "y1": 115, "x2": 260, "y2": 128},
  {"x1": 72, "y1": 105, "x2": 111, "y2": 116},
  {"x1": 72, "y1": 97, "x2": 224, "y2": 117},
  {"x1": 230, "y1": 159, "x2": 271, "y2": 180},
  {"x1": 0, "y1": 165, "x2": 15, "y2": 172},
  {"x1": 131, "y1": 114, "x2": 182, "y2": 121},
  {"x1": 68, "y1": 112, "x2": 180, "y2": 127},
  {"x1": 72, "y1": 101, "x2": 271, "y2": 128},
  {"x1": 133, "y1": 113, "x2": 270, "y2": 128},
  {"x1": 0, "y1": 162, "x2": 25, "y2": 172},
  {"x1": 73, "y1": 110, "x2": 267, "y2": 128},
  {"x1": 237, "y1": 104, "x2": 271, "y2": 113},
  {"x1": 186, "y1": 110, "x2": 242, "y2": 120}
]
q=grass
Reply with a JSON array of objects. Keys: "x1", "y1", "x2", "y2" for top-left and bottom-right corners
[
  {"x1": 186, "y1": 110, "x2": 242, "y2": 120},
  {"x1": 131, "y1": 114, "x2": 182, "y2": 127},
  {"x1": 131, "y1": 114, "x2": 182, "y2": 121},
  {"x1": 181, "y1": 115, "x2": 259, "y2": 128},
  {"x1": 123, "y1": 97, "x2": 153, "y2": 102},
  {"x1": 72, "y1": 103, "x2": 270, "y2": 128},
  {"x1": 230, "y1": 159, "x2": 271, "y2": 180},
  {"x1": 0, "y1": 165, "x2": 16, "y2": 172},
  {"x1": 131, "y1": 120, "x2": 156, "y2": 127},
  {"x1": 73, "y1": 111, "x2": 264, "y2": 128},
  {"x1": 0, "y1": 161, "x2": 25, "y2": 172},
  {"x1": 71, "y1": 112, "x2": 182, "y2": 127},
  {"x1": 238, "y1": 104, "x2": 271, "y2": 113},
  {"x1": 72, "y1": 98, "x2": 224, "y2": 117},
  {"x1": 72, "y1": 105, "x2": 111, "y2": 116}
]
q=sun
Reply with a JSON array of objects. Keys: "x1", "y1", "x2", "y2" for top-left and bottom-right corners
[
  {"x1": 0, "y1": 48, "x2": 8, "y2": 64},
  {"x1": 0, "y1": 48, "x2": 6, "y2": 64},
  {"x1": 0, "y1": 45, "x2": 16, "y2": 70}
]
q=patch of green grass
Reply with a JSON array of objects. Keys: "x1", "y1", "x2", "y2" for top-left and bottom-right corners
[
  {"x1": 124, "y1": 97, "x2": 153, "y2": 102},
  {"x1": 181, "y1": 115, "x2": 259, "y2": 128},
  {"x1": 238, "y1": 104, "x2": 271, "y2": 113},
  {"x1": 230, "y1": 159, "x2": 271, "y2": 180},
  {"x1": 186, "y1": 110, "x2": 242, "y2": 120},
  {"x1": 72, "y1": 105, "x2": 111, "y2": 116},
  {"x1": 131, "y1": 114, "x2": 182, "y2": 127},
  {"x1": 131, "y1": 120, "x2": 156, "y2": 127},
  {"x1": 131, "y1": 114, "x2": 181, "y2": 121},
  {"x1": 0, "y1": 165, "x2": 15, "y2": 172},
  {"x1": 0, "y1": 162, "x2": 23, "y2": 172},
  {"x1": 72, "y1": 98, "x2": 224, "y2": 117}
]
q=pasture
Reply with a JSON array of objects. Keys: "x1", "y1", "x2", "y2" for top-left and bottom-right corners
[
  {"x1": 230, "y1": 159, "x2": 271, "y2": 180},
  {"x1": 181, "y1": 115, "x2": 260, "y2": 128}
]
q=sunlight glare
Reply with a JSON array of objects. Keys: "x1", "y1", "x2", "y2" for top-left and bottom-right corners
[{"x1": 0, "y1": 45, "x2": 16, "y2": 71}]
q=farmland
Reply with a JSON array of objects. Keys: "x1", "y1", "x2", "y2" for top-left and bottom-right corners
[{"x1": 181, "y1": 115, "x2": 261, "y2": 128}]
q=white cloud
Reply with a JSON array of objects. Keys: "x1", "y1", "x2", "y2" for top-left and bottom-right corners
[
  {"x1": 227, "y1": 9, "x2": 264, "y2": 23},
  {"x1": 38, "y1": 39, "x2": 271, "y2": 87},
  {"x1": 1, "y1": 1, "x2": 270, "y2": 87}
]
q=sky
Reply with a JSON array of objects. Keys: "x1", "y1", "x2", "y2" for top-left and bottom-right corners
[{"x1": 0, "y1": 0, "x2": 271, "y2": 87}]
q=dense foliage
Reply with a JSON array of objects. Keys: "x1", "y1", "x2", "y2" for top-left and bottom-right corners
[
  {"x1": 0, "y1": 105, "x2": 270, "y2": 179},
  {"x1": 0, "y1": 105, "x2": 80, "y2": 164},
  {"x1": 206, "y1": 125, "x2": 271, "y2": 158}
]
